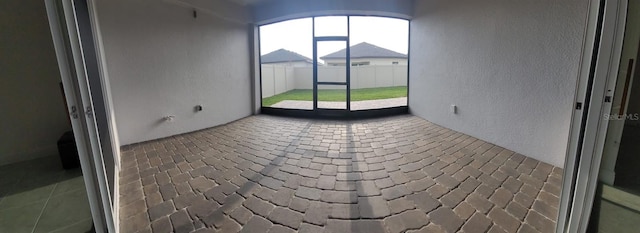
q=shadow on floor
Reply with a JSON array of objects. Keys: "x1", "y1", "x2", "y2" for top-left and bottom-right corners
[{"x1": 615, "y1": 124, "x2": 640, "y2": 194}]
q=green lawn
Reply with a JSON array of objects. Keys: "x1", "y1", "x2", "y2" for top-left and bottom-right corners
[{"x1": 262, "y1": 86, "x2": 407, "y2": 107}]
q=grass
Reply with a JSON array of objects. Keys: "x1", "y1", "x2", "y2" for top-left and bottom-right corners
[{"x1": 262, "y1": 86, "x2": 407, "y2": 107}]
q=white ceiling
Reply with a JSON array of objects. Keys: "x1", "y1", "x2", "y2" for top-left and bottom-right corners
[{"x1": 225, "y1": 0, "x2": 270, "y2": 6}]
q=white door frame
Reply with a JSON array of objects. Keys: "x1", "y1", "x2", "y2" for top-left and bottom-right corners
[
  {"x1": 557, "y1": 0, "x2": 629, "y2": 232},
  {"x1": 83, "y1": 0, "x2": 122, "y2": 229},
  {"x1": 45, "y1": 0, "x2": 117, "y2": 232}
]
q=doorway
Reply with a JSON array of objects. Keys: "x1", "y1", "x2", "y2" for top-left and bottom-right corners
[
  {"x1": 314, "y1": 39, "x2": 350, "y2": 111},
  {"x1": 45, "y1": 0, "x2": 118, "y2": 232},
  {"x1": 587, "y1": 0, "x2": 640, "y2": 231},
  {"x1": 314, "y1": 16, "x2": 350, "y2": 114},
  {"x1": 559, "y1": 0, "x2": 640, "y2": 232}
]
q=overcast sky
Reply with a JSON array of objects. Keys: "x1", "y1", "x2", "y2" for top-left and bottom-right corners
[{"x1": 259, "y1": 16, "x2": 409, "y2": 61}]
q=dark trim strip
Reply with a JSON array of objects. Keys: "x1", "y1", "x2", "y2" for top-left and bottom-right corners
[
  {"x1": 315, "y1": 36, "x2": 349, "y2": 41},
  {"x1": 317, "y1": 82, "x2": 347, "y2": 85},
  {"x1": 261, "y1": 106, "x2": 408, "y2": 119},
  {"x1": 312, "y1": 17, "x2": 318, "y2": 110},
  {"x1": 346, "y1": 16, "x2": 351, "y2": 111}
]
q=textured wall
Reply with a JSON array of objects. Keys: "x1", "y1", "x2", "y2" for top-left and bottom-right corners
[
  {"x1": 0, "y1": 0, "x2": 71, "y2": 165},
  {"x1": 96, "y1": 0, "x2": 252, "y2": 145},
  {"x1": 409, "y1": 0, "x2": 589, "y2": 167}
]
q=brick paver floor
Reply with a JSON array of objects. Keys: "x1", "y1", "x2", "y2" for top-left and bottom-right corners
[{"x1": 119, "y1": 115, "x2": 562, "y2": 233}]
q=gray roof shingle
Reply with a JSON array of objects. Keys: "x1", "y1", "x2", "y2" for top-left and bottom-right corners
[
  {"x1": 320, "y1": 42, "x2": 407, "y2": 60},
  {"x1": 261, "y1": 49, "x2": 312, "y2": 64}
]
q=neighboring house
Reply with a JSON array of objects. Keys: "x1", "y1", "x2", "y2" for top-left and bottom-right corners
[
  {"x1": 320, "y1": 42, "x2": 407, "y2": 66},
  {"x1": 261, "y1": 49, "x2": 313, "y2": 67}
]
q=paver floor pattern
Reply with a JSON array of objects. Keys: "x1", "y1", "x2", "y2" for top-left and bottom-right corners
[{"x1": 119, "y1": 115, "x2": 562, "y2": 233}]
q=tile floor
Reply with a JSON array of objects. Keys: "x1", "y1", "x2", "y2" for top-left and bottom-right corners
[
  {"x1": 588, "y1": 183, "x2": 640, "y2": 233},
  {"x1": 0, "y1": 156, "x2": 93, "y2": 233},
  {"x1": 119, "y1": 115, "x2": 563, "y2": 233}
]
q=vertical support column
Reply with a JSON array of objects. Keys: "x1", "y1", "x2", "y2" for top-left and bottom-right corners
[
  {"x1": 249, "y1": 24, "x2": 262, "y2": 113},
  {"x1": 313, "y1": 18, "x2": 318, "y2": 110},
  {"x1": 346, "y1": 17, "x2": 351, "y2": 111}
]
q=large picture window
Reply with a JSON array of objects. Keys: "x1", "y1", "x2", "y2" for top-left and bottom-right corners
[{"x1": 259, "y1": 16, "x2": 409, "y2": 113}]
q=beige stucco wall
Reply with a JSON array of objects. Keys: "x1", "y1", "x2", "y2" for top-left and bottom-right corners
[{"x1": 0, "y1": 0, "x2": 71, "y2": 165}]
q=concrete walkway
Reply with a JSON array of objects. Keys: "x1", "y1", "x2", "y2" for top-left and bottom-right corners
[{"x1": 270, "y1": 97, "x2": 408, "y2": 110}]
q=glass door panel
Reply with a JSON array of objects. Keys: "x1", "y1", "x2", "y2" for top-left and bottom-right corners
[
  {"x1": 587, "y1": 1, "x2": 640, "y2": 231},
  {"x1": 317, "y1": 41, "x2": 347, "y2": 82},
  {"x1": 317, "y1": 85, "x2": 346, "y2": 110}
]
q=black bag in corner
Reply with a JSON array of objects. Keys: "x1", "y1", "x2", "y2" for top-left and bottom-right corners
[{"x1": 57, "y1": 131, "x2": 80, "y2": 169}]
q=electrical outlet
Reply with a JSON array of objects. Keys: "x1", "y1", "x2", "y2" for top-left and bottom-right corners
[{"x1": 451, "y1": 105, "x2": 457, "y2": 114}]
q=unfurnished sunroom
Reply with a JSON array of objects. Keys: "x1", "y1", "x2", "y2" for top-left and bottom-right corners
[{"x1": 4, "y1": 0, "x2": 639, "y2": 232}]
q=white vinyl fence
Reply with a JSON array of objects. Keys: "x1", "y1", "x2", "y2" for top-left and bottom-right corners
[
  {"x1": 261, "y1": 65, "x2": 296, "y2": 98},
  {"x1": 261, "y1": 64, "x2": 408, "y2": 98}
]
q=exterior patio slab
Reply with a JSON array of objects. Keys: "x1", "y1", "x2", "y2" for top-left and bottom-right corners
[{"x1": 270, "y1": 97, "x2": 407, "y2": 110}]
